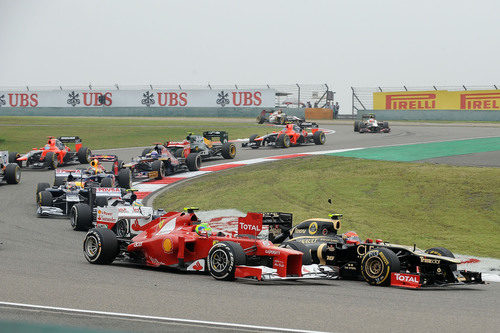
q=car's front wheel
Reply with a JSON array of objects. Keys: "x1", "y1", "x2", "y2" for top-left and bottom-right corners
[
  {"x1": 207, "y1": 241, "x2": 246, "y2": 281},
  {"x1": 83, "y1": 228, "x2": 119, "y2": 264}
]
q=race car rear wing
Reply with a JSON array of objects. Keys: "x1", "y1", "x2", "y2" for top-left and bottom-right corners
[
  {"x1": 90, "y1": 154, "x2": 119, "y2": 162},
  {"x1": 58, "y1": 136, "x2": 82, "y2": 144},
  {"x1": 299, "y1": 122, "x2": 319, "y2": 129},
  {"x1": 203, "y1": 131, "x2": 229, "y2": 143}
]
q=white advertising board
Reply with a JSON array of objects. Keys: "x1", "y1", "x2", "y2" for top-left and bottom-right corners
[{"x1": 0, "y1": 89, "x2": 276, "y2": 108}]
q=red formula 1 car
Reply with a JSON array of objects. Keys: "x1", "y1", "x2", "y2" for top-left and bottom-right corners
[
  {"x1": 13, "y1": 136, "x2": 91, "y2": 169},
  {"x1": 243, "y1": 122, "x2": 326, "y2": 149},
  {"x1": 83, "y1": 208, "x2": 334, "y2": 281}
]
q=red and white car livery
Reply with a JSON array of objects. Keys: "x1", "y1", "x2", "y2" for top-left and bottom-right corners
[{"x1": 83, "y1": 209, "x2": 335, "y2": 281}]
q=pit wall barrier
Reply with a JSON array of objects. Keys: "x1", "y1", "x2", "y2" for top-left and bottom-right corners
[
  {"x1": 0, "y1": 107, "x2": 305, "y2": 118},
  {"x1": 358, "y1": 110, "x2": 500, "y2": 121}
]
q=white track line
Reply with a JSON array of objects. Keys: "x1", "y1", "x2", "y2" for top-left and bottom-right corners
[{"x1": 0, "y1": 302, "x2": 330, "y2": 333}]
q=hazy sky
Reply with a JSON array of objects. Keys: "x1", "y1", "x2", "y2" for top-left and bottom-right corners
[{"x1": 1, "y1": 0, "x2": 499, "y2": 112}]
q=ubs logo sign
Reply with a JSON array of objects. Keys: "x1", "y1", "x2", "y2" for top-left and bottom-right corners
[
  {"x1": 0, "y1": 94, "x2": 5, "y2": 107},
  {"x1": 216, "y1": 91, "x2": 230, "y2": 107},
  {"x1": 67, "y1": 91, "x2": 80, "y2": 107},
  {"x1": 141, "y1": 91, "x2": 155, "y2": 107}
]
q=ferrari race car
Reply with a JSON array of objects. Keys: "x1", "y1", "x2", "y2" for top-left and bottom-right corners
[
  {"x1": 124, "y1": 142, "x2": 201, "y2": 180},
  {"x1": 185, "y1": 131, "x2": 237, "y2": 160},
  {"x1": 53, "y1": 155, "x2": 131, "y2": 189},
  {"x1": 256, "y1": 109, "x2": 304, "y2": 125},
  {"x1": 354, "y1": 114, "x2": 390, "y2": 133},
  {"x1": 83, "y1": 208, "x2": 335, "y2": 281},
  {"x1": 271, "y1": 208, "x2": 483, "y2": 288},
  {"x1": 0, "y1": 151, "x2": 21, "y2": 185},
  {"x1": 12, "y1": 136, "x2": 91, "y2": 169},
  {"x1": 70, "y1": 187, "x2": 166, "y2": 234},
  {"x1": 243, "y1": 122, "x2": 326, "y2": 149}
]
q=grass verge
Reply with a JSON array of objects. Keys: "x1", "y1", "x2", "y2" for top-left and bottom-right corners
[
  {"x1": 154, "y1": 155, "x2": 500, "y2": 258},
  {"x1": 0, "y1": 116, "x2": 271, "y2": 152}
]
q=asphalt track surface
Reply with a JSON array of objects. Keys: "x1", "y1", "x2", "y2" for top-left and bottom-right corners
[{"x1": 1, "y1": 122, "x2": 499, "y2": 333}]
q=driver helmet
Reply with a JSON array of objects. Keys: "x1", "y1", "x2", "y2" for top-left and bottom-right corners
[
  {"x1": 150, "y1": 151, "x2": 159, "y2": 159},
  {"x1": 132, "y1": 200, "x2": 143, "y2": 207},
  {"x1": 89, "y1": 159, "x2": 104, "y2": 174},
  {"x1": 195, "y1": 223, "x2": 212, "y2": 237},
  {"x1": 342, "y1": 231, "x2": 361, "y2": 245},
  {"x1": 66, "y1": 181, "x2": 77, "y2": 190}
]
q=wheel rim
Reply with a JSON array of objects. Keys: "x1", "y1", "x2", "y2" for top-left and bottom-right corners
[
  {"x1": 211, "y1": 249, "x2": 229, "y2": 273},
  {"x1": 365, "y1": 257, "x2": 384, "y2": 278},
  {"x1": 15, "y1": 167, "x2": 21, "y2": 182},
  {"x1": 70, "y1": 208, "x2": 77, "y2": 227},
  {"x1": 230, "y1": 146, "x2": 236, "y2": 156},
  {"x1": 85, "y1": 235, "x2": 99, "y2": 257}
]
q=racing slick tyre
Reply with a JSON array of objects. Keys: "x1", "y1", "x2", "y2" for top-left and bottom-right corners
[
  {"x1": 4, "y1": 163, "x2": 21, "y2": 184},
  {"x1": 100, "y1": 177, "x2": 114, "y2": 188},
  {"x1": 354, "y1": 121, "x2": 360, "y2": 132},
  {"x1": 280, "y1": 241, "x2": 312, "y2": 265},
  {"x1": 151, "y1": 160, "x2": 164, "y2": 180},
  {"x1": 186, "y1": 153, "x2": 201, "y2": 171},
  {"x1": 276, "y1": 134, "x2": 290, "y2": 148},
  {"x1": 95, "y1": 196, "x2": 108, "y2": 207},
  {"x1": 207, "y1": 241, "x2": 246, "y2": 281},
  {"x1": 71, "y1": 203, "x2": 93, "y2": 231},
  {"x1": 44, "y1": 152, "x2": 58, "y2": 170},
  {"x1": 36, "y1": 182, "x2": 50, "y2": 201},
  {"x1": 313, "y1": 131, "x2": 326, "y2": 145},
  {"x1": 221, "y1": 142, "x2": 237, "y2": 159},
  {"x1": 279, "y1": 116, "x2": 286, "y2": 125},
  {"x1": 248, "y1": 134, "x2": 261, "y2": 149},
  {"x1": 117, "y1": 169, "x2": 132, "y2": 189},
  {"x1": 77, "y1": 147, "x2": 91, "y2": 164},
  {"x1": 113, "y1": 220, "x2": 128, "y2": 237},
  {"x1": 54, "y1": 177, "x2": 66, "y2": 187},
  {"x1": 8, "y1": 152, "x2": 22, "y2": 167},
  {"x1": 425, "y1": 247, "x2": 457, "y2": 271},
  {"x1": 141, "y1": 147, "x2": 153, "y2": 156},
  {"x1": 37, "y1": 191, "x2": 53, "y2": 207},
  {"x1": 361, "y1": 248, "x2": 400, "y2": 286},
  {"x1": 83, "y1": 228, "x2": 119, "y2": 264}
]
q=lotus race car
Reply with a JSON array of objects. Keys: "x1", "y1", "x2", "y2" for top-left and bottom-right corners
[
  {"x1": 243, "y1": 123, "x2": 326, "y2": 149},
  {"x1": 354, "y1": 114, "x2": 390, "y2": 133},
  {"x1": 125, "y1": 143, "x2": 201, "y2": 180},
  {"x1": 0, "y1": 151, "x2": 21, "y2": 185},
  {"x1": 185, "y1": 131, "x2": 237, "y2": 160},
  {"x1": 271, "y1": 208, "x2": 483, "y2": 288},
  {"x1": 83, "y1": 208, "x2": 335, "y2": 281},
  {"x1": 12, "y1": 136, "x2": 91, "y2": 169}
]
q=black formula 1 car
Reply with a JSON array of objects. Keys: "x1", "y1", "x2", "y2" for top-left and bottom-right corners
[
  {"x1": 243, "y1": 122, "x2": 325, "y2": 149},
  {"x1": 13, "y1": 136, "x2": 91, "y2": 169},
  {"x1": 185, "y1": 131, "x2": 237, "y2": 160},
  {"x1": 268, "y1": 209, "x2": 483, "y2": 288},
  {"x1": 257, "y1": 109, "x2": 304, "y2": 125},
  {"x1": 53, "y1": 155, "x2": 131, "y2": 189},
  {"x1": 354, "y1": 114, "x2": 390, "y2": 133},
  {"x1": 0, "y1": 151, "x2": 21, "y2": 185},
  {"x1": 125, "y1": 142, "x2": 201, "y2": 180}
]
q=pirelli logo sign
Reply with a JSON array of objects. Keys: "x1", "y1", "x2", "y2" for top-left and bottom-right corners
[
  {"x1": 385, "y1": 93, "x2": 437, "y2": 110},
  {"x1": 374, "y1": 90, "x2": 500, "y2": 111},
  {"x1": 460, "y1": 92, "x2": 500, "y2": 109}
]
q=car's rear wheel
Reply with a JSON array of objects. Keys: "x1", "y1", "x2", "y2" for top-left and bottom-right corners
[
  {"x1": 100, "y1": 177, "x2": 114, "y2": 187},
  {"x1": 4, "y1": 163, "x2": 21, "y2": 184},
  {"x1": 83, "y1": 228, "x2": 119, "y2": 264},
  {"x1": 186, "y1": 153, "x2": 201, "y2": 171},
  {"x1": 361, "y1": 248, "x2": 400, "y2": 286},
  {"x1": 280, "y1": 241, "x2": 312, "y2": 265},
  {"x1": 113, "y1": 219, "x2": 128, "y2": 237},
  {"x1": 117, "y1": 169, "x2": 132, "y2": 189},
  {"x1": 77, "y1": 147, "x2": 91, "y2": 164},
  {"x1": 248, "y1": 134, "x2": 260, "y2": 149},
  {"x1": 8, "y1": 152, "x2": 22, "y2": 167},
  {"x1": 221, "y1": 142, "x2": 236, "y2": 159},
  {"x1": 142, "y1": 147, "x2": 153, "y2": 156},
  {"x1": 95, "y1": 196, "x2": 108, "y2": 207},
  {"x1": 54, "y1": 177, "x2": 66, "y2": 187},
  {"x1": 354, "y1": 121, "x2": 360, "y2": 132},
  {"x1": 313, "y1": 131, "x2": 326, "y2": 145},
  {"x1": 207, "y1": 241, "x2": 246, "y2": 281},
  {"x1": 70, "y1": 203, "x2": 93, "y2": 231},
  {"x1": 44, "y1": 152, "x2": 57, "y2": 170},
  {"x1": 36, "y1": 182, "x2": 50, "y2": 201},
  {"x1": 151, "y1": 160, "x2": 164, "y2": 179}
]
